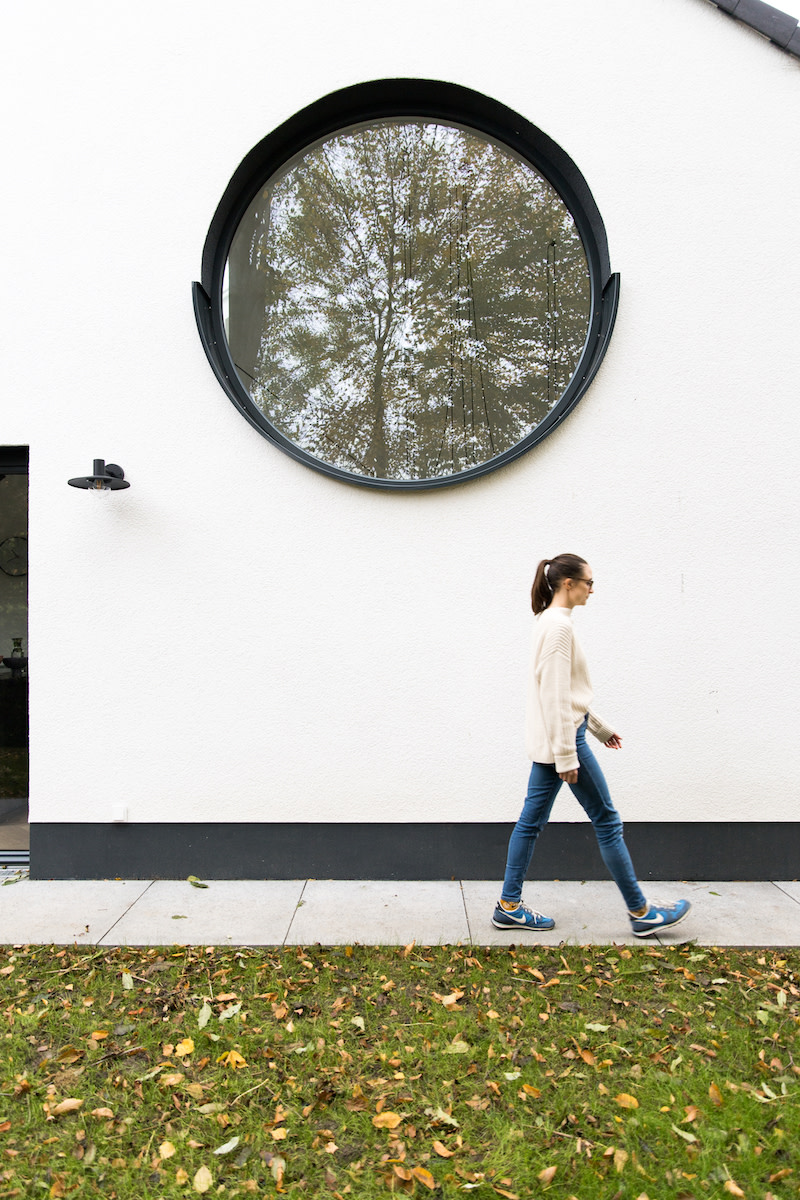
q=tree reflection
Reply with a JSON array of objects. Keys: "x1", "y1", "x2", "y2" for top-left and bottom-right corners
[{"x1": 226, "y1": 122, "x2": 590, "y2": 480}]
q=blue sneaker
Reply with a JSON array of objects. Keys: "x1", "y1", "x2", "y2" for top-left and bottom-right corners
[
  {"x1": 629, "y1": 898, "x2": 691, "y2": 937},
  {"x1": 492, "y1": 901, "x2": 555, "y2": 931}
]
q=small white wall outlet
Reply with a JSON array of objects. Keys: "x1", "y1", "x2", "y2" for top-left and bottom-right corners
[{"x1": 111, "y1": 806, "x2": 128, "y2": 824}]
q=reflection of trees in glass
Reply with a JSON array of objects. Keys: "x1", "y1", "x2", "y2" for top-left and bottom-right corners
[{"x1": 226, "y1": 122, "x2": 590, "y2": 480}]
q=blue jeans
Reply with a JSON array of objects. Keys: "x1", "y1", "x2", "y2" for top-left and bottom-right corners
[{"x1": 501, "y1": 718, "x2": 646, "y2": 912}]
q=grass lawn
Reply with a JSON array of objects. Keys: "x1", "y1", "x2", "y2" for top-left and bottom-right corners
[{"x1": 0, "y1": 941, "x2": 798, "y2": 1198}]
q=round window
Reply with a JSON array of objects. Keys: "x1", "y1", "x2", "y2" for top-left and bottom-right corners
[{"x1": 194, "y1": 81, "x2": 619, "y2": 490}]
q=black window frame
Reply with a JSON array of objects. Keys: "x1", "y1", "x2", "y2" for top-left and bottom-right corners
[{"x1": 193, "y1": 79, "x2": 620, "y2": 491}]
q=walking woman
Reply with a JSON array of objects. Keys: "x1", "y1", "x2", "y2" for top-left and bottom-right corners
[{"x1": 493, "y1": 553, "x2": 690, "y2": 937}]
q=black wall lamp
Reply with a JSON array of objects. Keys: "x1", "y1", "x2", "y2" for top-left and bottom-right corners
[{"x1": 68, "y1": 459, "x2": 130, "y2": 491}]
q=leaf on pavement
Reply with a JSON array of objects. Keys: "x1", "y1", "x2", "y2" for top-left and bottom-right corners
[{"x1": 187, "y1": 875, "x2": 209, "y2": 888}]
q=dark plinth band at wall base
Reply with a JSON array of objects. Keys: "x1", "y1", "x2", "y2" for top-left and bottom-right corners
[{"x1": 29, "y1": 822, "x2": 800, "y2": 881}]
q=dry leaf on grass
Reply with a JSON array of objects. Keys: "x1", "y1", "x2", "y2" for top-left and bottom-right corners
[
  {"x1": 193, "y1": 1164, "x2": 213, "y2": 1193},
  {"x1": 372, "y1": 1111, "x2": 403, "y2": 1129},
  {"x1": 412, "y1": 1165, "x2": 436, "y2": 1189}
]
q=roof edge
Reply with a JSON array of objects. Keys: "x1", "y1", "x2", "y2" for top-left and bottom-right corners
[{"x1": 706, "y1": 0, "x2": 800, "y2": 58}]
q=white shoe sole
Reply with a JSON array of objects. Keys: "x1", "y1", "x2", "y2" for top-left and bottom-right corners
[{"x1": 631, "y1": 905, "x2": 691, "y2": 938}]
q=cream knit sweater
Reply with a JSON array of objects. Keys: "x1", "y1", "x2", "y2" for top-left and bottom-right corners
[{"x1": 525, "y1": 606, "x2": 616, "y2": 773}]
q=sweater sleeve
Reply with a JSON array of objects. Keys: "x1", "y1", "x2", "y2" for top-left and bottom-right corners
[
  {"x1": 587, "y1": 708, "x2": 616, "y2": 745},
  {"x1": 537, "y1": 621, "x2": 580, "y2": 773}
]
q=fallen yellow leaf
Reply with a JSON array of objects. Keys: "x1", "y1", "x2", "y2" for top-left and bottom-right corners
[
  {"x1": 90, "y1": 1030, "x2": 108, "y2": 1041},
  {"x1": 432, "y1": 1140, "x2": 454, "y2": 1157},
  {"x1": 614, "y1": 1092, "x2": 639, "y2": 1109},
  {"x1": 89, "y1": 1107, "x2": 114, "y2": 1119},
  {"x1": 176, "y1": 1038, "x2": 195, "y2": 1057},
  {"x1": 160, "y1": 1073, "x2": 185, "y2": 1087},
  {"x1": 537, "y1": 1165, "x2": 557, "y2": 1184},
  {"x1": 176, "y1": 1168, "x2": 189, "y2": 1184},
  {"x1": 521, "y1": 1084, "x2": 541, "y2": 1098},
  {"x1": 614, "y1": 1148, "x2": 629, "y2": 1173},
  {"x1": 411, "y1": 1166, "x2": 436, "y2": 1190},
  {"x1": 216, "y1": 1050, "x2": 247, "y2": 1069},
  {"x1": 52, "y1": 1099, "x2": 83, "y2": 1115},
  {"x1": 372, "y1": 1111, "x2": 403, "y2": 1129},
  {"x1": 724, "y1": 1182, "x2": 745, "y2": 1198},
  {"x1": 709, "y1": 1082, "x2": 723, "y2": 1106},
  {"x1": 193, "y1": 1164, "x2": 213, "y2": 1193},
  {"x1": 159, "y1": 1141, "x2": 176, "y2": 1159},
  {"x1": 271, "y1": 1127, "x2": 288, "y2": 1140},
  {"x1": 579, "y1": 1047, "x2": 596, "y2": 1066}
]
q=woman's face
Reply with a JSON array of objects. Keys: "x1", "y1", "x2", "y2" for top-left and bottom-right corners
[{"x1": 571, "y1": 565, "x2": 594, "y2": 605}]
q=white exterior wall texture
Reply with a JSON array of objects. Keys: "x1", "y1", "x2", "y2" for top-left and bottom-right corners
[{"x1": 2, "y1": 0, "x2": 799, "y2": 830}]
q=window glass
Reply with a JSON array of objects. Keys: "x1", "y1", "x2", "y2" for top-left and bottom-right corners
[{"x1": 223, "y1": 120, "x2": 590, "y2": 482}]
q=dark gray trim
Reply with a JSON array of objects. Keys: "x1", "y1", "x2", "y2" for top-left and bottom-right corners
[
  {"x1": 30, "y1": 821, "x2": 800, "y2": 881},
  {"x1": 706, "y1": 0, "x2": 800, "y2": 57}
]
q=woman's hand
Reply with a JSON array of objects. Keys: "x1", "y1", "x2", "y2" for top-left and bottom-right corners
[
  {"x1": 604, "y1": 734, "x2": 623, "y2": 749},
  {"x1": 559, "y1": 768, "x2": 579, "y2": 784}
]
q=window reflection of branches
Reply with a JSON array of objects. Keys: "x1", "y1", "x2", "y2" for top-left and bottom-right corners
[{"x1": 226, "y1": 121, "x2": 590, "y2": 481}]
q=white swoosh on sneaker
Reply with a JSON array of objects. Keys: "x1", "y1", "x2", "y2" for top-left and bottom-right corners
[
  {"x1": 637, "y1": 912, "x2": 665, "y2": 925},
  {"x1": 501, "y1": 909, "x2": 529, "y2": 923}
]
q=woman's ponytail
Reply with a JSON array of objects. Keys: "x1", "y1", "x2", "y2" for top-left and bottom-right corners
[
  {"x1": 531, "y1": 559, "x2": 553, "y2": 614},
  {"x1": 531, "y1": 553, "x2": 588, "y2": 613}
]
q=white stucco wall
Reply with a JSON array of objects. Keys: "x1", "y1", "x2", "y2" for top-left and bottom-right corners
[{"x1": 2, "y1": 0, "x2": 798, "y2": 829}]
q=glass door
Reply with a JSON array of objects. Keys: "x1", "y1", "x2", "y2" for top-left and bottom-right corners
[{"x1": 0, "y1": 447, "x2": 29, "y2": 865}]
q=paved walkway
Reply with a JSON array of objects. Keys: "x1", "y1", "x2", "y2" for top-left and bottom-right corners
[{"x1": 0, "y1": 874, "x2": 798, "y2": 946}]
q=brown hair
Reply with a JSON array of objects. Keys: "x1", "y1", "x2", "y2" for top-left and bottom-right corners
[{"x1": 531, "y1": 553, "x2": 588, "y2": 614}]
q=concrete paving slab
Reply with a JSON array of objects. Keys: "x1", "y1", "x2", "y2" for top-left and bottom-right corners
[
  {"x1": 462, "y1": 880, "x2": 646, "y2": 946},
  {"x1": 98, "y1": 880, "x2": 306, "y2": 946},
  {"x1": 286, "y1": 881, "x2": 470, "y2": 945},
  {"x1": 657, "y1": 881, "x2": 800, "y2": 946},
  {"x1": 774, "y1": 881, "x2": 800, "y2": 905},
  {"x1": 0, "y1": 879, "x2": 150, "y2": 944}
]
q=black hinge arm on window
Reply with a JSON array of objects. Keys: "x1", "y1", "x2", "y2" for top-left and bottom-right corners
[{"x1": 706, "y1": 0, "x2": 800, "y2": 57}]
